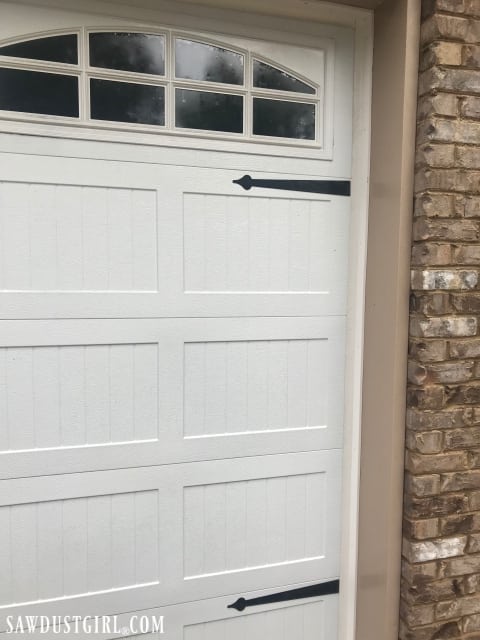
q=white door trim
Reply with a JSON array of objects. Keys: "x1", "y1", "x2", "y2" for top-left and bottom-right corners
[{"x1": 339, "y1": 11, "x2": 373, "y2": 640}]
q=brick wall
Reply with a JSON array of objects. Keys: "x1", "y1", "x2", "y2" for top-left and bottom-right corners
[{"x1": 401, "y1": 1, "x2": 480, "y2": 639}]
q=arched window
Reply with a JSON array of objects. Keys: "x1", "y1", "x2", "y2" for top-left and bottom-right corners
[{"x1": 0, "y1": 29, "x2": 320, "y2": 143}]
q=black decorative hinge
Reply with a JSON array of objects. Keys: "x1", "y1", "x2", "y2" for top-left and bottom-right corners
[
  {"x1": 233, "y1": 174, "x2": 350, "y2": 196},
  {"x1": 227, "y1": 579, "x2": 340, "y2": 612}
]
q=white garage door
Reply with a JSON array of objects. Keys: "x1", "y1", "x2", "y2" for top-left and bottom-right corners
[{"x1": 0, "y1": 4, "x2": 355, "y2": 638}]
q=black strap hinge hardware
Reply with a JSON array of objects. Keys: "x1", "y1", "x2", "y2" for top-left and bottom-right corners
[
  {"x1": 227, "y1": 579, "x2": 340, "y2": 612},
  {"x1": 233, "y1": 174, "x2": 350, "y2": 196}
]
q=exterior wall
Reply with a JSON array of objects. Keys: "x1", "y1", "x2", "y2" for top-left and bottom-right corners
[{"x1": 402, "y1": 1, "x2": 480, "y2": 639}]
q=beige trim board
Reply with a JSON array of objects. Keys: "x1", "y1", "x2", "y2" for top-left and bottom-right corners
[{"x1": 356, "y1": 1, "x2": 420, "y2": 639}]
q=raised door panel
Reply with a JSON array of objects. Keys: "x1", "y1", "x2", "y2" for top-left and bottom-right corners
[
  {"x1": 0, "y1": 182, "x2": 157, "y2": 292},
  {"x1": 0, "y1": 154, "x2": 350, "y2": 319},
  {"x1": 0, "y1": 452, "x2": 341, "y2": 631},
  {"x1": 0, "y1": 317, "x2": 344, "y2": 479},
  {"x1": 10, "y1": 591, "x2": 338, "y2": 639}
]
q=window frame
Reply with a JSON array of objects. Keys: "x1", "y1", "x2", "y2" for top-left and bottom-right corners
[{"x1": 0, "y1": 26, "x2": 323, "y2": 147}]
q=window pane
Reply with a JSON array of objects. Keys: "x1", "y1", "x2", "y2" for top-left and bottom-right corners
[
  {"x1": 175, "y1": 89, "x2": 243, "y2": 133},
  {"x1": 0, "y1": 68, "x2": 78, "y2": 117},
  {"x1": 0, "y1": 34, "x2": 78, "y2": 64},
  {"x1": 253, "y1": 60, "x2": 315, "y2": 94},
  {"x1": 90, "y1": 78, "x2": 164, "y2": 125},
  {"x1": 253, "y1": 98, "x2": 315, "y2": 140},
  {"x1": 89, "y1": 32, "x2": 165, "y2": 75},
  {"x1": 175, "y1": 39, "x2": 243, "y2": 85}
]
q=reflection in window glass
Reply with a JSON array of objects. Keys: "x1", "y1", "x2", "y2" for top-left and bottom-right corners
[
  {"x1": 90, "y1": 78, "x2": 165, "y2": 125},
  {"x1": 175, "y1": 39, "x2": 243, "y2": 85},
  {"x1": 89, "y1": 32, "x2": 165, "y2": 75},
  {"x1": 253, "y1": 98, "x2": 315, "y2": 140},
  {"x1": 253, "y1": 60, "x2": 315, "y2": 94},
  {"x1": 0, "y1": 34, "x2": 78, "y2": 64},
  {"x1": 175, "y1": 89, "x2": 243, "y2": 133},
  {"x1": 0, "y1": 68, "x2": 78, "y2": 117}
]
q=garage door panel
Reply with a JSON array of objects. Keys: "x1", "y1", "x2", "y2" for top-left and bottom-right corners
[
  {"x1": 182, "y1": 337, "x2": 333, "y2": 438},
  {"x1": 0, "y1": 453, "x2": 340, "y2": 631},
  {"x1": 182, "y1": 192, "x2": 348, "y2": 295},
  {"x1": 0, "y1": 318, "x2": 343, "y2": 479},
  {"x1": 167, "y1": 452, "x2": 341, "y2": 603},
  {"x1": 0, "y1": 180, "x2": 158, "y2": 293},
  {"x1": 182, "y1": 474, "x2": 326, "y2": 577},
  {"x1": 0, "y1": 491, "x2": 159, "y2": 607},
  {"x1": 3, "y1": 590, "x2": 338, "y2": 639},
  {"x1": 162, "y1": 170, "x2": 349, "y2": 316},
  {"x1": 0, "y1": 155, "x2": 349, "y2": 319},
  {"x1": 167, "y1": 317, "x2": 345, "y2": 455},
  {"x1": 0, "y1": 342, "x2": 158, "y2": 452},
  {"x1": 0, "y1": 470, "x2": 164, "y2": 632},
  {"x1": 181, "y1": 598, "x2": 337, "y2": 640}
]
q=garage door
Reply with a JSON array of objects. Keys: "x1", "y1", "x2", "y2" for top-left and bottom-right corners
[{"x1": 0, "y1": 5, "x2": 354, "y2": 638}]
